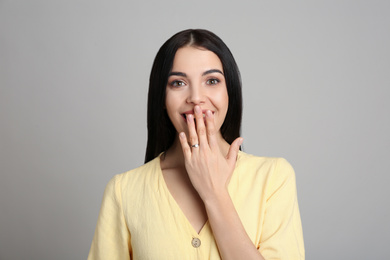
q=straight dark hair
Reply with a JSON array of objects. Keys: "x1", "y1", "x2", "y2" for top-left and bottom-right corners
[{"x1": 145, "y1": 29, "x2": 242, "y2": 163}]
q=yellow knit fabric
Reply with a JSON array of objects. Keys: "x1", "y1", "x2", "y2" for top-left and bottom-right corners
[{"x1": 88, "y1": 151, "x2": 305, "y2": 259}]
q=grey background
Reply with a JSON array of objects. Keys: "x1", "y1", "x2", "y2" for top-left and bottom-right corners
[{"x1": 1, "y1": 0, "x2": 389, "y2": 259}]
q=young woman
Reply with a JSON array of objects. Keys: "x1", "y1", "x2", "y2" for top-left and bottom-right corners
[{"x1": 88, "y1": 29, "x2": 304, "y2": 260}]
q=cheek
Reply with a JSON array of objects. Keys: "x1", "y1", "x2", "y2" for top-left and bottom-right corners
[
  {"x1": 217, "y1": 89, "x2": 229, "y2": 112},
  {"x1": 164, "y1": 92, "x2": 175, "y2": 115},
  {"x1": 212, "y1": 89, "x2": 229, "y2": 125},
  {"x1": 165, "y1": 91, "x2": 183, "y2": 125}
]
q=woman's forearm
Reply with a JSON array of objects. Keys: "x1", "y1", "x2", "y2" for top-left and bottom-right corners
[{"x1": 204, "y1": 190, "x2": 265, "y2": 260}]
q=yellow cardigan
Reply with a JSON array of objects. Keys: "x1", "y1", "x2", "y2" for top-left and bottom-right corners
[{"x1": 88, "y1": 151, "x2": 305, "y2": 259}]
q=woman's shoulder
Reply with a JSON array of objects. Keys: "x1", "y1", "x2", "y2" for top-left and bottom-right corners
[
  {"x1": 238, "y1": 150, "x2": 292, "y2": 166},
  {"x1": 109, "y1": 155, "x2": 161, "y2": 187},
  {"x1": 125, "y1": 155, "x2": 160, "y2": 175},
  {"x1": 236, "y1": 151, "x2": 295, "y2": 179},
  {"x1": 236, "y1": 151, "x2": 297, "y2": 197}
]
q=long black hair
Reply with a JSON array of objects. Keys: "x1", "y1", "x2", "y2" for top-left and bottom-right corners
[{"x1": 145, "y1": 29, "x2": 242, "y2": 163}]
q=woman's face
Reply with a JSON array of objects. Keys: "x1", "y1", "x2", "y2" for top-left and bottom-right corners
[{"x1": 165, "y1": 46, "x2": 229, "y2": 137}]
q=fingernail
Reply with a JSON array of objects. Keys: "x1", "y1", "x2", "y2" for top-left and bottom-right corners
[
  {"x1": 187, "y1": 114, "x2": 193, "y2": 121},
  {"x1": 194, "y1": 105, "x2": 201, "y2": 114},
  {"x1": 179, "y1": 132, "x2": 185, "y2": 138},
  {"x1": 239, "y1": 138, "x2": 243, "y2": 145},
  {"x1": 206, "y1": 110, "x2": 212, "y2": 117}
]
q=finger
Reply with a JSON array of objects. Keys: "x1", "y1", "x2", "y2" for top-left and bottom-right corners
[
  {"x1": 179, "y1": 132, "x2": 192, "y2": 159},
  {"x1": 186, "y1": 113, "x2": 199, "y2": 148},
  {"x1": 226, "y1": 137, "x2": 243, "y2": 167},
  {"x1": 194, "y1": 105, "x2": 208, "y2": 147},
  {"x1": 205, "y1": 110, "x2": 218, "y2": 150}
]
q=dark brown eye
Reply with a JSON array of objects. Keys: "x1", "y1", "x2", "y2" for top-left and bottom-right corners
[
  {"x1": 207, "y1": 79, "x2": 220, "y2": 85},
  {"x1": 171, "y1": 80, "x2": 185, "y2": 87}
]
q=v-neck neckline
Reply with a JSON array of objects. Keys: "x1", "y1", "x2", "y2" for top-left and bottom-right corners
[
  {"x1": 155, "y1": 151, "x2": 243, "y2": 236},
  {"x1": 156, "y1": 155, "x2": 209, "y2": 236}
]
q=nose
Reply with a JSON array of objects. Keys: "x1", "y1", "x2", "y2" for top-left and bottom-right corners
[{"x1": 186, "y1": 84, "x2": 205, "y2": 105}]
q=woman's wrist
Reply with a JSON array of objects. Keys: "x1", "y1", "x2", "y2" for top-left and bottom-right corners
[{"x1": 202, "y1": 187, "x2": 231, "y2": 209}]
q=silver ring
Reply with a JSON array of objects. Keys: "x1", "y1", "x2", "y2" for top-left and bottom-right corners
[{"x1": 191, "y1": 144, "x2": 199, "y2": 148}]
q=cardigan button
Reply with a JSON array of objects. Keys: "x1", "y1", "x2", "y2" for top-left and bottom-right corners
[{"x1": 191, "y1": 237, "x2": 201, "y2": 248}]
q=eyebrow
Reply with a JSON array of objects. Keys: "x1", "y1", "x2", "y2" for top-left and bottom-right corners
[
  {"x1": 202, "y1": 69, "x2": 224, "y2": 76},
  {"x1": 168, "y1": 72, "x2": 187, "y2": 77},
  {"x1": 168, "y1": 69, "x2": 224, "y2": 77}
]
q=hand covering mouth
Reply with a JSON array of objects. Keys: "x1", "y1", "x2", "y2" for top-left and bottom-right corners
[{"x1": 181, "y1": 111, "x2": 213, "y2": 120}]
